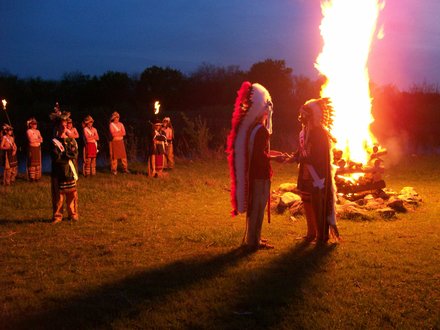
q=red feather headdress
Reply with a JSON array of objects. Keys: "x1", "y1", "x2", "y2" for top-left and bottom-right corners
[{"x1": 227, "y1": 82, "x2": 272, "y2": 216}]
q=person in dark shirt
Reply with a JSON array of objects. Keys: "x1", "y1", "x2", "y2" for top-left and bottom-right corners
[{"x1": 227, "y1": 82, "x2": 279, "y2": 251}]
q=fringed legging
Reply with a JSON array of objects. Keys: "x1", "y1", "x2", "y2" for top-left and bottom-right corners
[
  {"x1": 3, "y1": 166, "x2": 18, "y2": 185},
  {"x1": 28, "y1": 165, "x2": 42, "y2": 181},
  {"x1": 83, "y1": 157, "x2": 96, "y2": 176}
]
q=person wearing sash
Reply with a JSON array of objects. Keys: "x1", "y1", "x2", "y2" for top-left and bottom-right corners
[
  {"x1": 82, "y1": 115, "x2": 99, "y2": 177},
  {"x1": 1, "y1": 124, "x2": 18, "y2": 186},
  {"x1": 293, "y1": 98, "x2": 340, "y2": 244},
  {"x1": 161, "y1": 117, "x2": 174, "y2": 170},
  {"x1": 109, "y1": 112, "x2": 129, "y2": 175},
  {"x1": 51, "y1": 114, "x2": 79, "y2": 223},
  {"x1": 26, "y1": 118, "x2": 43, "y2": 181}
]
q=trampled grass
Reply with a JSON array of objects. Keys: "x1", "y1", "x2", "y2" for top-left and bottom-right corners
[{"x1": 0, "y1": 156, "x2": 439, "y2": 329}]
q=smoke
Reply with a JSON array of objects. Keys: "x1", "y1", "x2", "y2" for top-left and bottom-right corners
[{"x1": 380, "y1": 132, "x2": 409, "y2": 167}]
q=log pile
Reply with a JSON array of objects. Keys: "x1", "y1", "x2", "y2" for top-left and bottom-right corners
[{"x1": 272, "y1": 183, "x2": 421, "y2": 221}]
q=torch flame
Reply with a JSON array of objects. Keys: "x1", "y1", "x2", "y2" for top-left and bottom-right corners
[
  {"x1": 315, "y1": 0, "x2": 384, "y2": 164},
  {"x1": 2, "y1": 99, "x2": 7, "y2": 110},
  {"x1": 154, "y1": 101, "x2": 161, "y2": 115}
]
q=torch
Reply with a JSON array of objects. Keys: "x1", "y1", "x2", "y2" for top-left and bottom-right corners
[
  {"x1": 2, "y1": 99, "x2": 12, "y2": 126},
  {"x1": 154, "y1": 100, "x2": 161, "y2": 115}
]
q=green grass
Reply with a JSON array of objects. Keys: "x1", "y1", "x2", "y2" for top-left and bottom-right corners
[{"x1": 0, "y1": 156, "x2": 439, "y2": 329}]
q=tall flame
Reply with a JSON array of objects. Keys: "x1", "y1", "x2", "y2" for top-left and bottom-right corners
[{"x1": 315, "y1": 0, "x2": 384, "y2": 164}]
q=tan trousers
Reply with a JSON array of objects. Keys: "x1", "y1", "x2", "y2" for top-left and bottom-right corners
[
  {"x1": 83, "y1": 157, "x2": 96, "y2": 176},
  {"x1": 53, "y1": 190, "x2": 78, "y2": 221},
  {"x1": 165, "y1": 144, "x2": 174, "y2": 169},
  {"x1": 111, "y1": 158, "x2": 128, "y2": 173},
  {"x1": 243, "y1": 179, "x2": 270, "y2": 248}
]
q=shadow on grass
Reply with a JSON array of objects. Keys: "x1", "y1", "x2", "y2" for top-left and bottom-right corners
[
  {"x1": 8, "y1": 247, "x2": 252, "y2": 329},
  {"x1": 215, "y1": 241, "x2": 337, "y2": 328},
  {"x1": 6, "y1": 242, "x2": 336, "y2": 329},
  {"x1": 0, "y1": 218, "x2": 52, "y2": 225}
]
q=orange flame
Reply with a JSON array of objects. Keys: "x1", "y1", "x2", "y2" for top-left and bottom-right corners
[
  {"x1": 154, "y1": 101, "x2": 161, "y2": 115},
  {"x1": 315, "y1": 0, "x2": 384, "y2": 164},
  {"x1": 2, "y1": 99, "x2": 7, "y2": 110}
]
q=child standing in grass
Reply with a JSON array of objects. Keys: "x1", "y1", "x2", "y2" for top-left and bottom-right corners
[
  {"x1": 51, "y1": 114, "x2": 79, "y2": 223},
  {"x1": 1, "y1": 124, "x2": 18, "y2": 185},
  {"x1": 147, "y1": 120, "x2": 167, "y2": 178},
  {"x1": 109, "y1": 111, "x2": 129, "y2": 175},
  {"x1": 26, "y1": 118, "x2": 43, "y2": 181},
  {"x1": 161, "y1": 117, "x2": 174, "y2": 170},
  {"x1": 82, "y1": 115, "x2": 99, "y2": 177}
]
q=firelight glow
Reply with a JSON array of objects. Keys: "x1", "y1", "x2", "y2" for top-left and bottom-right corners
[
  {"x1": 2, "y1": 99, "x2": 7, "y2": 110},
  {"x1": 315, "y1": 0, "x2": 384, "y2": 164},
  {"x1": 154, "y1": 101, "x2": 161, "y2": 115}
]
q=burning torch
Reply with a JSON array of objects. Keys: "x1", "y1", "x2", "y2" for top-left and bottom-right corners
[
  {"x1": 2, "y1": 99, "x2": 12, "y2": 126},
  {"x1": 154, "y1": 101, "x2": 161, "y2": 116}
]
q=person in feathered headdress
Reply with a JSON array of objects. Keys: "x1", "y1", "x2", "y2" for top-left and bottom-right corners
[
  {"x1": 0, "y1": 123, "x2": 18, "y2": 185},
  {"x1": 26, "y1": 117, "x2": 43, "y2": 181},
  {"x1": 227, "y1": 81, "x2": 276, "y2": 251},
  {"x1": 50, "y1": 111, "x2": 79, "y2": 223},
  {"x1": 294, "y1": 98, "x2": 340, "y2": 244}
]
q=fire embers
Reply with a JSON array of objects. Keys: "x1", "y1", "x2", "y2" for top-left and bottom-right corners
[{"x1": 333, "y1": 145, "x2": 387, "y2": 195}]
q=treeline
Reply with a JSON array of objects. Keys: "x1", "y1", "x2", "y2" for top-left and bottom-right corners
[{"x1": 1, "y1": 58, "x2": 439, "y2": 161}]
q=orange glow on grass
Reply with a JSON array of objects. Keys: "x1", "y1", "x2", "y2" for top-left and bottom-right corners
[{"x1": 316, "y1": 0, "x2": 384, "y2": 164}]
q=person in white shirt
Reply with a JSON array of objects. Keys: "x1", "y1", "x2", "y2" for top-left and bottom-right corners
[
  {"x1": 26, "y1": 118, "x2": 43, "y2": 181},
  {"x1": 109, "y1": 112, "x2": 129, "y2": 175}
]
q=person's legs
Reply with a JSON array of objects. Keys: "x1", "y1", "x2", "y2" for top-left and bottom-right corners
[
  {"x1": 244, "y1": 180, "x2": 271, "y2": 249},
  {"x1": 83, "y1": 157, "x2": 91, "y2": 176},
  {"x1": 121, "y1": 158, "x2": 129, "y2": 172},
  {"x1": 302, "y1": 192, "x2": 317, "y2": 241},
  {"x1": 66, "y1": 190, "x2": 79, "y2": 221},
  {"x1": 52, "y1": 193, "x2": 65, "y2": 223},
  {"x1": 91, "y1": 158, "x2": 97, "y2": 175}
]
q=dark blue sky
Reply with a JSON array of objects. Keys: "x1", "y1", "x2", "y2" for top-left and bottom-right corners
[{"x1": 1, "y1": 0, "x2": 439, "y2": 90}]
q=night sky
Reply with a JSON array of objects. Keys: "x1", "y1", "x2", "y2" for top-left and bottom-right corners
[{"x1": 1, "y1": 0, "x2": 439, "y2": 90}]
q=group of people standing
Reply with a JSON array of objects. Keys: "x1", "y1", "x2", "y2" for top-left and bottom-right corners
[
  {"x1": 0, "y1": 103, "x2": 175, "y2": 223},
  {"x1": 0, "y1": 107, "x2": 176, "y2": 185}
]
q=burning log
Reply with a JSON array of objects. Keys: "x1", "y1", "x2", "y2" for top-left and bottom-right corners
[
  {"x1": 336, "y1": 179, "x2": 386, "y2": 195},
  {"x1": 333, "y1": 146, "x2": 387, "y2": 195}
]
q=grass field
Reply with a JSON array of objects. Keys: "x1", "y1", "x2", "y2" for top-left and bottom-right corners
[{"x1": 0, "y1": 156, "x2": 439, "y2": 329}]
